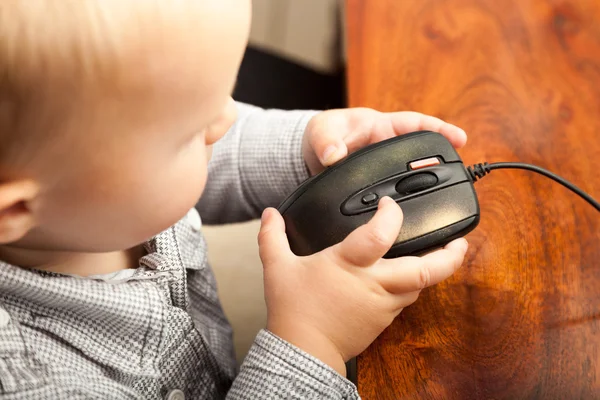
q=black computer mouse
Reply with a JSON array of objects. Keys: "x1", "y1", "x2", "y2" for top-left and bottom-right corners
[{"x1": 277, "y1": 130, "x2": 480, "y2": 258}]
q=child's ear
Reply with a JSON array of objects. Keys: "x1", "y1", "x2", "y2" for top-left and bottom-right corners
[{"x1": 0, "y1": 180, "x2": 39, "y2": 244}]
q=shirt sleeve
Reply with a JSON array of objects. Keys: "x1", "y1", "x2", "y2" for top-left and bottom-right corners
[
  {"x1": 227, "y1": 329, "x2": 360, "y2": 399},
  {"x1": 196, "y1": 102, "x2": 320, "y2": 224}
]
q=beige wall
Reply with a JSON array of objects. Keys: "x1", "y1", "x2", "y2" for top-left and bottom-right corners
[{"x1": 248, "y1": 0, "x2": 342, "y2": 73}]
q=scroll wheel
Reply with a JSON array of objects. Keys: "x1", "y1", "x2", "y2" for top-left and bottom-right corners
[{"x1": 395, "y1": 173, "x2": 438, "y2": 194}]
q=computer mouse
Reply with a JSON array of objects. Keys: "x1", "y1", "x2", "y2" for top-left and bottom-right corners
[{"x1": 277, "y1": 130, "x2": 480, "y2": 258}]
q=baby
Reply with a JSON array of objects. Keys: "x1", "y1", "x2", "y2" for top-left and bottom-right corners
[{"x1": 0, "y1": 1, "x2": 469, "y2": 399}]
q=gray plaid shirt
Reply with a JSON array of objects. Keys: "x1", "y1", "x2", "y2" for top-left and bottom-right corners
[{"x1": 0, "y1": 103, "x2": 360, "y2": 399}]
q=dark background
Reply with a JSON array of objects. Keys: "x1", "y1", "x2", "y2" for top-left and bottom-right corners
[{"x1": 233, "y1": 45, "x2": 347, "y2": 111}]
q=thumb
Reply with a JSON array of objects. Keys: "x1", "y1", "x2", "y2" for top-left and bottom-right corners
[
  {"x1": 258, "y1": 208, "x2": 293, "y2": 267},
  {"x1": 303, "y1": 112, "x2": 350, "y2": 174}
]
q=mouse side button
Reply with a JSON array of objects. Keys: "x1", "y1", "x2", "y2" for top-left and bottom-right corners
[{"x1": 361, "y1": 193, "x2": 379, "y2": 204}]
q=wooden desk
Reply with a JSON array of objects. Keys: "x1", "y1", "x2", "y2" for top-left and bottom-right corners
[{"x1": 345, "y1": 1, "x2": 600, "y2": 398}]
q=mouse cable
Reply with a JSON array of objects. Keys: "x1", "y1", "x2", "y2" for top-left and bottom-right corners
[{"x1": 466, "y1": 162, "x2": 600, "y2": 212}]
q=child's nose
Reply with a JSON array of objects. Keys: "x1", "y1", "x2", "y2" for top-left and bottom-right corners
[{"x1": 205, "y1": 97, "x2": 237, "y2": 145}]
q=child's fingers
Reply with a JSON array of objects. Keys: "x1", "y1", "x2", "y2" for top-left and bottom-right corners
[
  {"x1": 372, "y1": 238, "x2": 468, "y2": 294},
  {"x1": 305, "y1": 111, "x2": 352, "y2": 167},
  {"x1": 332, "y1": 197, "x2": 403, "y2": 267},
  {"x1": 258, "y1": 208, "x2": 293, "y2": 266},
  {"x1": 388, "y1": 111, "x2": 468, "y2": 149}
]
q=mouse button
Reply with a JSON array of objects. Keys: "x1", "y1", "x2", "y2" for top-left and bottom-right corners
[
  {"x1": 409, "y1": 157, "x2": 441, "y2": 170},
  {"x1": 395, "y1": 173, "x2": 439, "y2": 195},
  {"x1": 417, "y1": 132, "x2": 462, "y2": 162},
  {"x1": 384, "y1": 215, "x2": 479, "y2": 258},
  {"x1": 361, "y1": 193, "x2": 379, "y2": 205},
  {"x1": 394, "y1": 182, "x2": 479, "y2": 243}
]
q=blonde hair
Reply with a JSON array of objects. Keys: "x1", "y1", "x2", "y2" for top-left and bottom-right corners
[{"x1": 0, "y1": 1, "x2": 203, "y2": 173}]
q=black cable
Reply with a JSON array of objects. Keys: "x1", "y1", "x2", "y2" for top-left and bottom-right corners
[{"x1": 466, "y1": 162, "x2": 600, "y2": 212}]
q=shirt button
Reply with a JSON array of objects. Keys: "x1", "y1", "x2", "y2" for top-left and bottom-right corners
[
  {"x1": 166, "y1": 389, "x2": 185, "y2": 400},
  {"x1": 0, "y1": 308, "x2": 11, "y2": 328},
  {"x1": 186, "y1": 208, "x2": 202, "y2": 232}
]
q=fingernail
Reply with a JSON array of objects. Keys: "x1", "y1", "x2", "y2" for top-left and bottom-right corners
[
  {"x1": 321, "y1": 145, "x2": 338, "y2": 164},
  {"x1": 458, "y1": 238, "x2": 469, "y2": 253},
  {"x1": 378, "y1": 196, "x2": 394, "y2": 207}
]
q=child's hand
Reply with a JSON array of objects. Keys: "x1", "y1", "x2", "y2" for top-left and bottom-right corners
[
  {"x1": 302, "y1": 108, "x2": 468, "y2": 175},
  {"x1": 258, "y1": 196, "x2": 468, "y2": 376}
]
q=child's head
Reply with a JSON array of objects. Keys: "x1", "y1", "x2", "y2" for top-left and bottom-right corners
[{"x1": 0, "y1": 1, "x2": 250, "y2": 255}]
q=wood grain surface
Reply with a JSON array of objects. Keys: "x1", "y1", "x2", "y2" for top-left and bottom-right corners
[{"x1": 345, "y1": 0, "x2": 600, "y2": 398}]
